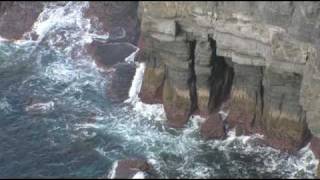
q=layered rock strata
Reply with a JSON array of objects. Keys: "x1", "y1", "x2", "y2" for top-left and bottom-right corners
[
  {"x1": 137, "y1": 2, "x2": 320, "y2": 163},
  {"x1": 1, "y1": 1, "x2": 320, "y2": 177}
]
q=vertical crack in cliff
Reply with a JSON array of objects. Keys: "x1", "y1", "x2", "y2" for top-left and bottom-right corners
[
  {"x1": 251, "y1": 91, "x2": 259, "y2": 127},
  {"x1": 188, "y1": 40, "x2": 198, "y2": 116},
  {"x1": 252, "y1": 67, "x2": 265, "y2": 128},
  {"x1": 207, "y1": 37, "x2": 234, "y2": 112},
  {"x1": 259, "y1": 67, "x2": 265, "y2": 127}
]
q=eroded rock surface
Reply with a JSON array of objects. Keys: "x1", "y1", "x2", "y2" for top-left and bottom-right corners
[
  {"x1": 84, "y1": 1, "x2": 140, "y2": 44},
  {"x1": 86, "y1": 41, "x2": 138, "y2": 68},
  {"x1": 109, "y1": 159, "x2": 153, "y2": 179},
  {"x1": 107, "y1": 63, "x2": 136, "y2": 103},
  {"x1": 0, "y1": 2, "x2": 44, "y2": 40},
  {"x1": 138, "y1": 1, "x2": 320, "y2": 160}
]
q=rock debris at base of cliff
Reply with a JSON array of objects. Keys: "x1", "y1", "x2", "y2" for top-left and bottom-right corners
[
  {"x1": 137, "y1": 1, "x2": 320, "y2": 176},
  {"x1": 1, "y1": 1, "x2": 320, "y2": 178}
]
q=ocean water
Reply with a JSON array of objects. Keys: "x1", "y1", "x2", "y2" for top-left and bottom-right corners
[{"x1": 0, "y1": 2, "x2": 318, "y2": 178}]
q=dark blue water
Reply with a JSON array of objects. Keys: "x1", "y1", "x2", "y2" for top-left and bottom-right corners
[{"x1": 0, "y1": 2, "x2": 317, "y2": 179}]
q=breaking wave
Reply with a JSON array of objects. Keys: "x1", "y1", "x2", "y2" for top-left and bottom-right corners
[{"x1": 0, "y1": 1, "x2": 317, "y2": 179}]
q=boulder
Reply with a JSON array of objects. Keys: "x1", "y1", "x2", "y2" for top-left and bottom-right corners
[
  {"x1": 0, "y1": 2, "x2": 44, "y2": 40},
  {"x1": 84, "y1": 1, "x2": 140, "y2": 44},
  {"x1": 108, "y1": 159, "x2": 153, "y2": 179},
  {"x1": 107, "y1": 63, "x2": 136, "y2": 103},
  {"x1": 200, "y1": 113, "x2": 226, "y2": 140},
  {"x1": 86, "y1": 41, "x2": 138, "y2": 68}
]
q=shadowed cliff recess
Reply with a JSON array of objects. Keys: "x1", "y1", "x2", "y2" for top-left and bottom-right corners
[{"x1": 137, "y1": 1, "x2": 320, "y2": 178}]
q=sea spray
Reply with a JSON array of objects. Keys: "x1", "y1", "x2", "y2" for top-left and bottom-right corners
[
  {"x1": 107, "y1": 161, "x2": 119, "y2": 179},
  {"x1": 119, "y1": 38, "x2": 319, "y2": 178},
  {"x1": 124, "y1": 52, "x2": 166, "y2": 121},
  {"x1": 0, "y1": 1, "x2": 318, "y2": 179},
  {"x1": 125, "y1": 46, "x2": 140, "y2": 64},
  {"x1": 125, "y1": 61, "x2": 144, "y2": 104}
]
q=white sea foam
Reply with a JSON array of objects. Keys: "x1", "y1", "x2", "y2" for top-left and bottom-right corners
[
  {"x1": 125, "y1": 62, "x2": 145, "y2": 104},
  {"x1": 31, "y1": 2, "x2": 91, "y2": 43},
  {"x1": 108, "y1": 161, "x2": 118, "y2": 179},
  {"x1": 119, "y1": 41, "x2": 319, "y2": 178},
  {"x1": 132, "y1": 171, "x2": 145, "y2": 179},
  {"x1": 0, "y1": 35, "x2": 9, "y2": 42},
  {"x1": 16, "y1": 1, "x2": 110, "y2": 59},
  {"x1": 125, "y1": 46, "x2": 140, "y2": 64},
  {"x1": 4, "y1": 1, "x2": 317, "y2": 178},
  {"x1": 25, "y1": 101, "x2": 55, "y2": 113},
  {"x1": 0, "y1": 97, "x2": 12, "y2": 113},
  {"x1": 95, "y1": 147, "x2": 107, "y2": 157},
  {"x1": 73, "y1": 123, "x2": 106, "y2": 130},
  {"x1": 218, "y1": 110, "x2": 229, "y2": 121},
  {"x1": 124, "y1": 61, "x2": 166, "y2": 122}
]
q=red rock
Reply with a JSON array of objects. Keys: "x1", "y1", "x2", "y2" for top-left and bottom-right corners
[
  {"x1": 200, "y1": 113, "x2": 226, "y2": 140},
  {"x1": 86, "y1": 41, "x2": 137, "y2": 69},
  {"x1": 0, "y1": 2, "x2": 44, "y2": 40},
  {"x1": 164, "y1": 106, "x2": 189, "y2": 128},
  {"x1": 310, "y1": 136, "x2": 320, "y2": 159},
  {"x1": 84, "y1": 2, "x2": 140, "y2": 45},
  {"x1": 111, "y1": 159, "x2": 152, "y2": 179},
  {"x1": 139, "y1": 84, "x2": 164, "y2": 105},
  {"x1": 106, "y1": 63, "x2": 136, "y2": 103}
]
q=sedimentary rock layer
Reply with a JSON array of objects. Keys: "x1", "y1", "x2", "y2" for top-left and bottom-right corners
[{"x1": 138, "y1": 2, "x2": 320, "y2": 159}]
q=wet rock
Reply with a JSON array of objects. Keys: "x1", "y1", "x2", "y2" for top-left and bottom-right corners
[
  {"x1": 0, "y1": 2, "x2": 44, "y2": 40},
  {"x1": 163, "y1": 77, "x2": 191, "y2": 128},
  {"x1": 107, "y1": 63, "x2": 136, "y2": 103},
  {"x1": 222, "y1": 63, "x2": 263, "y2": 137},
  {"x1": 310, "y1": 137, "x2": 320, "y2": 159},
  {"x1": 139, "y1": 60, "x2": 165, "y2": 104},
  {"x1": 300, "y1": 46, "x2": 320, "y2": 138},
  {"x1": 138, "y1": 2, "x2": 320, "y2": 163},
  {"x1": 84, "y1": 1, "x2": 140, "y2": 44},
  {"x1": 260, "y1": 68, "x2": 312, "y2": 153},
  {"x1": 86, "y1": 41, "x2": 137, "y2": 69},
  {"x1": 200, "y1": 113, "x2": 226, "y2": 140},
  {"x1": 109, "y1": 159, "x2": 153, "y2": 179},
  {"x1": 307, "y1": 136, "x2": 320, "y2": 178}
]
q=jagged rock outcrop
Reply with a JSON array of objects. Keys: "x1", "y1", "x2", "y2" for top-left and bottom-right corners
[
  {"x1": 0, "y1": 1, "x2": 44, "y2": 40},
  {"x1": 107, "y1": 62, "x2": 136, "y2": 103},
  {"x1": 108, "y1": 159, "x2": 153, "y2": 179},
  {"x1": 83, "y1": 2, "x2": 141, "y2": 103},
  {"x1": 138, "y1": 1, "x2": 320, "y2": 163},
  {"x1": 84, "y1": 1, "x2": 140, "y2": 45},
  {"x1": 86, "y1": 41, "x2": 137, "y2": 68},
  {"x1": 1, "y1": 1, "x2": 320, "y2": 177}
]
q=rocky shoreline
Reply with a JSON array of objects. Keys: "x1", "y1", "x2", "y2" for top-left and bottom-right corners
[
  {"x1": 137, "y1": 2, "x2": 320, "y2": 177},
  {"x1": 1, "y1": 1, "x2": 320, "y2": 178}
]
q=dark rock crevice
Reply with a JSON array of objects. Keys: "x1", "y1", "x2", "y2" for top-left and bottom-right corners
[
  {"x1": 188, "y1": 40, "x2": 198, "y2": 117},
  {"x1": 259, "y1": 67, "x2": 265, "y2": 127},
  {"x1": 207, "y1": 38, "x2": 234, "y2": 113},
  {"x1": 199, "y1": 37, "x2": 234, "y2": 140}
]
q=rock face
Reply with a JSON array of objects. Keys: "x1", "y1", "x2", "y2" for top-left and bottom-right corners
[
  {"x1": 86, "y1": 41, "x2": 138, "y2": 103},
  {"x1": 138, "y1": 1, "x2": 320, "y2": 158},
  {"x1": 2, "y1": 1, "x2": 320, "y2": 177},
  {"x1": 109, "y1": 159, "x2": 153, "y2": 179},
  {"x1": 0, "y1": 2, "x2": 44, "y2": 40},
  {"x1": 84, "y1": 1, "x2": 140, "y2": 44},
  {"x1": 87, "y1": 41, "x2": 138, "y2": 68},
  {"x1": 83, "y1": 2, "x2": 141, "y2": 103},
  {"x1": 107, "y1": 63, "x2": 136, "y2": 103}
]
